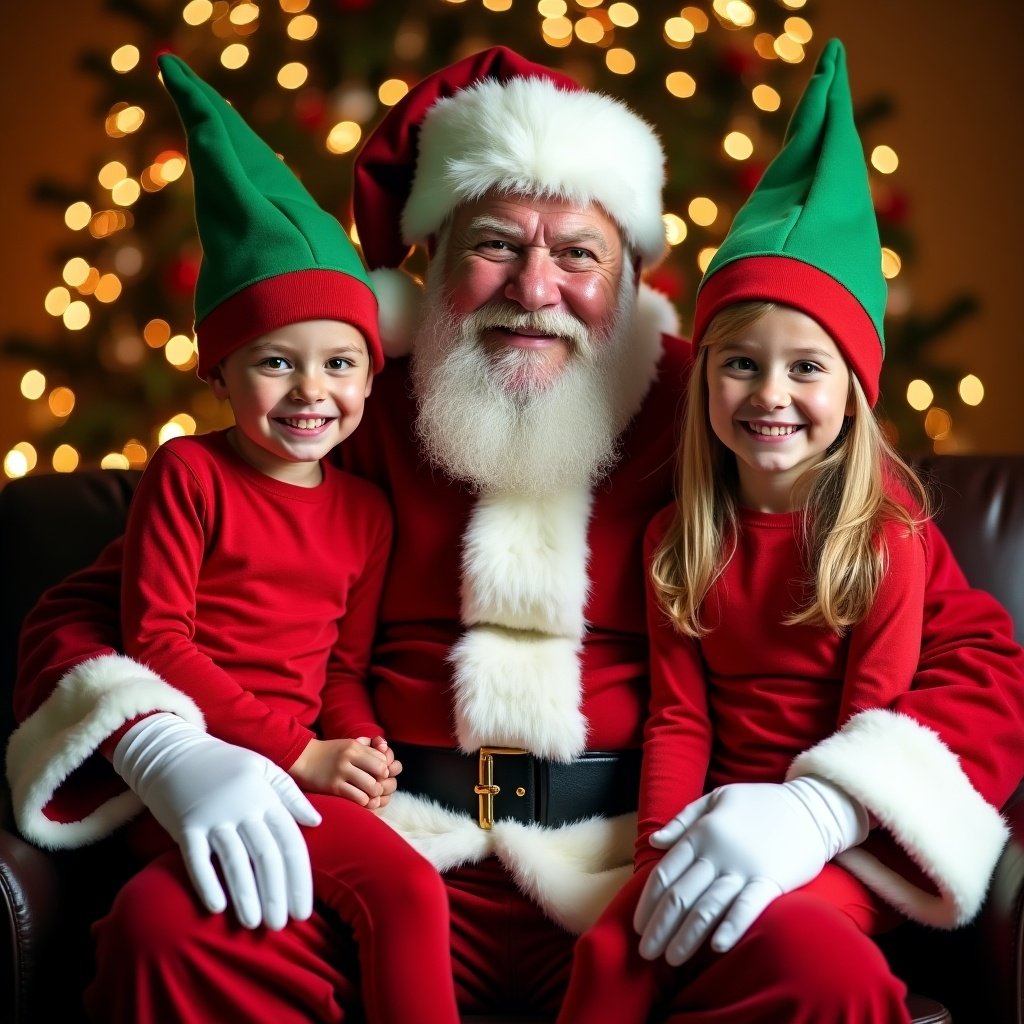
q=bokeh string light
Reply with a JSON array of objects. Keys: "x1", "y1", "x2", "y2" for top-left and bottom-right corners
[{"x1": 3, "y1": 0, "x2": 981, "y2": 479}]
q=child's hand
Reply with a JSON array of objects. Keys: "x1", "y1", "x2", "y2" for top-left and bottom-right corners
[
  {"x1": 290, "y1": 737, "x2": 391, "y2": 806},
  {"x1": 366, "y1": 736, "x2": 403, "y2": 809}
]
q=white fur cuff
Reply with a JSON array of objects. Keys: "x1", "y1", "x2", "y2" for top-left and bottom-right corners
[
  {"x1": 788, "y1": 708, "x2": 1009, "y2": 927},
  {"x1": 6, "y1": 654, "x2": 204, "y2": 849}
]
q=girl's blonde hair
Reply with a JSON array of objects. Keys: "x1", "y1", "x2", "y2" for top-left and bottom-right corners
[{"x1": 651, "y1": 301, "x2": 929, "y2": 637}]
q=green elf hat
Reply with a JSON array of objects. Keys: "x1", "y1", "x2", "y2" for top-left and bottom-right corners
[
  {"x1": 157, "y1": 54, "x2": 382, "y2": 380},
  {"x1": 692, "y1": 38, "x2": 885, "y2": 406}
]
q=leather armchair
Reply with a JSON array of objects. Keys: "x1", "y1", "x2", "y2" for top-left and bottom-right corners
[{"x1": 1, "y1": 455, "x2": 1022, "y2": 1023}]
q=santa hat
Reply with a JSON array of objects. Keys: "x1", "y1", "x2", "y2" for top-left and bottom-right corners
[
  {"x1": 158, "y1": 54, "x2": 382, "y2": 379},
  {"x1": 692, "y1": 39, "x2": 886, "y2": 406},
  {"x1": 352, "y1": 46, "x2": 668, "y2": 272}
]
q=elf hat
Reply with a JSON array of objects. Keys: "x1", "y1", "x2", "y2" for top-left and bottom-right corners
[
  {"x1": 692, "y1": 38, "x2": 886, "y2": 406},
  {"x1": 158, "y1": 54, "x2": 382, "y2": 379},
  {"x1": 352, "y1": 45, "x2": 668, "y2": 272}
]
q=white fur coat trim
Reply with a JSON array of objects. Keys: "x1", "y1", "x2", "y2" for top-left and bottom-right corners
[
  {"x1": 404, "y1": 75, "x2": 667, "y2": 267},
  {"x1": 449, "y1": 629, "x2": 588, "y2": 760},
  {"x1": 6, "y1": 654, "x2": 205, "y2": 850},
  {"x1": 461, "y1": 488, "x2": 594, "y2": 638},
  {"x1": 381, "y1": 789, "x2": 635, "y2": 934},
  {"x1": 788, "y1": 707, "x2": 1009, "y2": 927}
]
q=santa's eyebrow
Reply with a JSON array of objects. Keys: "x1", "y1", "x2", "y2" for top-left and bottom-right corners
[{"x1": 466, "y1": 216, "x2": 612, "y2": 256}]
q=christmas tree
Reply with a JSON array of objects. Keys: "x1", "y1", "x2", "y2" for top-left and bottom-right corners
[{"x1": 2, "y1": 0, "x2": 972, "y2": 478}]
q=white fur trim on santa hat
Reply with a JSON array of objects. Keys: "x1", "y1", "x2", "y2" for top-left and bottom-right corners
[
  {"x1": 449, "y1": 629, "x2": 588, "y2": 761},
  {"x1": 404, "y1": 75, "x2": 667, "y2": 266},
  {"x1": 787, "y1": 707, "x2": 1009, "y2": 927},
  {"x1": 6, "y1": 653, "x2": 205, "y2": 849},
  {"x1": 380, "y1": 790, "x2": 635, "y2": 934}
]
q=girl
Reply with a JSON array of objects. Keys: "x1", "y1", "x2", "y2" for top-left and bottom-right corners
[{"x1": 557, "y1": 39, "x2": 1013, "y2": 1024}]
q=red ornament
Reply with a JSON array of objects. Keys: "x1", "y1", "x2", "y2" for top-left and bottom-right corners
[
  {"x1": 294, "y1": 90, "x2": 328, "y2": 132},
  {"x1": 720, "y1": 46, "x2": 755, "y2": 79},
  {"x1": 736, "y1": 160, "x2": 767, "y2": 197},
  {"x1": 874, "y1": 185, "x2": 910, "y2": 225},
  {"x1": 645, "y1": 261, "x2": 688, "y2": 304},
  {"x1": 165, "y1": 251, "x2": 201, "y2": 296}
]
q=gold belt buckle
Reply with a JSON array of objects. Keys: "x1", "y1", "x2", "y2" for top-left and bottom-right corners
[{"x1": 474, "y1": 746, "x2": 528, "y2": 830}]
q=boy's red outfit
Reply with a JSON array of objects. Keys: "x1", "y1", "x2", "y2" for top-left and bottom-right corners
[{"x1": 121, "y1": 430, "x2": 392, "y2": 767}]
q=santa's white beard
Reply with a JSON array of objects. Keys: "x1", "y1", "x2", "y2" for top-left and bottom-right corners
[{"x1": 411, "y1": 265, "x2": 639, "y2": 496}]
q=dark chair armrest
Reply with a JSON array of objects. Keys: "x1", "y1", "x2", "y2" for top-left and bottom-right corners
[
  {"x1": 977, "y1": 781, "x2": 1024, "y2": 1022},
  {"x1": 0, "y1": 826, "x2": 61, "y2": 1024}
]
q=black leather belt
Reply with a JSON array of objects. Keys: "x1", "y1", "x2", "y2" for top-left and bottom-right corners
[{"x1": 389, "y1": 742, "x2": 642, "y2": 830}]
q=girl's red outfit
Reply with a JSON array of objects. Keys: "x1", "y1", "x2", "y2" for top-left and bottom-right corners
[
  {"x1": 114, "y1": 429, "x2": 459, "y2": 1024},
  {"x1": 559, "y1": 501, "x2": 926, "y2": 1023}
]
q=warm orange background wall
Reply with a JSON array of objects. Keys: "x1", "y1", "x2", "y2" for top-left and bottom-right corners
[{"x1": 2, "y1": 0, "x2": 1021, "y2": 456}]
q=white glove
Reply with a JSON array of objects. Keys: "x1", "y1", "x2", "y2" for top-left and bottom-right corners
[
  {"x1": 634, "y1": 776, "x2": 869, "y2": 965},
  {"x1": 113, "y1": 713, "x2": 322, "y2": 931}
]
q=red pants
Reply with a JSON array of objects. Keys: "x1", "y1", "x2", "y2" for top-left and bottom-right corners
[
  {"x1": 557, "y1": 862, "x2": 910, "y2": 1024},
  {"x1": 87, "y1": 793, "x2": 459, "y2": 1024},
  {"x1": 87, "y1": 852, "x2": 909, "y2": 1023}
]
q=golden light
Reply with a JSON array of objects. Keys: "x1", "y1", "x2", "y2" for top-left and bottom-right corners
[
  {"x1": 542, "y1": 16, "x2": 573, "y2": 40},
  {"x1": 349, "y1": 223, "x2": 361, "y2": 246},
  {"x1": 483, "y1": 0, "x2": 512, "y2": 10},
  {"x1": 280, "y1": 0, "x2": 310, "y2": 11},
  {"x1": 160, "y1": 154, "x2": 187, "y2": 182},
  {"x1": 115, "y1": 105, "x2": 145, "y2": 134},
  {"x1": 159, "y1": 421, "x2": 185, "y2": 445},
  {"x1": 123, "y1": 441, "x2": 149, "y2": 464},
  {"x1": 14, "y1": 442, "x2": 38, "y2": 472},
  {"x1": 144, "y1": 319, "x2": 172, "y2": 348},
  {"x1": 183, "y1": 0, "x2": 214, "y2": 25},
  {"x1": 4, "y1": 450, "x2": 29, "y2": 479},
  {"x1": 101, "y1": 453, "x2": 132, "y2": 470},
  {"x1": 63, "y1": 301, "x2": 91, "y2": 331},
  {"x1": 287, "y1": 13, "x2": 318, "y2": 39},
  {"x1": 94, "y1": 274, "x2": 123, "y2": 303},
  {"x1": 20, "y1": 370, "x2": 46, "y2": 400},
  {"x1": 52, "y1": 445, "x2": 80, "y2": 473},
  {"x1": 326, "y1": 121, "x2": 362, "y2": 154},
  {"x1": 99, "y1": 161, "x2": 128, "y2": 189},
  {"x1": 666, "y1": 71, "x2": 697, "y2": 98},
  {"x1": 780, "y1": 0, "x2": 807, "y2": 6},
  {"x1": 906, "y1": 379, "x2": 934, "y2": 411},
  {"x1": 752, "y1": 84, "x2": 781, "y2": 111},
  {"x1": 45, "y1": 287, "x2": 71, "y2": 317},
  {"x1": 662, "y1": 213, "x2": 688, "y2": 246},
  {"x1": 378, "y1": 79, "x2": 409, "y2": 106},
  {"x1": 723, "y1": 1, "x2": 756, "y2": 28},
  {"x1": 697, "y1": 247, "x2": 718, "y2": 274},
  {"x1": 575, "y1": 17, "x2": 605, "y2": 43},
  {"x1": 682, "y1": 6, "x2": 709, "y2": 31},
  {"x1": 230, "y1": 2, "x2": 260, "y2": 25},
  {"x1": 606, "y1": 48, "x2": 636, "y2": 74},
  {"x1": 958, "y1": 374, "x2": 985, "y2": 406},
  {"x1": 221, "y1": 43, "x2": 250, "y2": 69},
  {"x1": 48, "y1": 387, "x2": 76, "y2": 418},
  {"x1": 115, "y1": 244, "x2": 143, "y2": 276},
  {"x1": 171, "y1": 413, "x2": 198, "y2": 434},
  {"x1": 665, "y1": 17, "x2": 695, "y2": 45},
  {"x1": 165, "y1": 334, "x2": 198, "y2": 367},
  {"x1": 608, "y1": 3, "x2": 639, "y2": 27},
  {"x1": 871, "y1": 145, "x2": 899, "y2": 174},
  {"x1": 159, "y1": 413, "x2": 199, "y2": 446},
  {"x1": 753, "y1": 33, "x2": 778, "y2": 59},
  {"x1": 112, "y1": 178, "x2": 142, "y2": 207},
  {"x1": 394, "y1": 22, "x2": 427, "y2": 60},
  {"x1": 881, "y1": 247, "x2": 902, "y2": 279},
  {"x1": 111, "y1": 44, "x2": 140, "y2": 72},
  {"x1": 77, "y1": 268, "x2": 101, "y2": 295},
  {"x1": 924, "y1": 407, "x2": 952, "y2": 440},
  {"x1": 783, "y1": 16, "x2": 812, "y2": 43},
  {"x1": 575, "y1": 0, "x2": 602, "y2": 7},
  {"x1": 65, "y1": 201, "x2": 92, "y2": 230},
  {"x1": 723, "y1": 131, "x2": 754, "y2": 160},
  {"x1": 774, "y1": 34, "x2": 804, "y2": 62},
  {"x1": 278, "y1": 62, "x2": 309, "y2": 89},
  {"x1": 688, "y1": 196, "x2": 718, "y2": 226},
  {"x1": 537, "y1": 0, "x2": 567, "y2": 14}
]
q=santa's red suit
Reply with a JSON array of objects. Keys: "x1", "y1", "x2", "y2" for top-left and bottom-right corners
[{"x1": 7, "y1": 289, "x2": 1024, "y2": 1021}]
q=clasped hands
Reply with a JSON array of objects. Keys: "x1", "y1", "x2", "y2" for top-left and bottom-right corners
[
  {"x1": 634, "y1": 777, "x2": 869, "y2": 965},
  {"x1": 113, "y1": 714, "x2": 402, "y2": 932}
]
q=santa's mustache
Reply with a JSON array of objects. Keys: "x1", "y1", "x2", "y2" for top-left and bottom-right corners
[{"x1": 459, "y1": 302, "x2": 595, "y2": 358}]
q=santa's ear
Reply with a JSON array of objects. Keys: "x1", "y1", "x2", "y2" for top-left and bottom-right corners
[{"x1": 369, "y1": 268, "x2": 425, "y2": 359}]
